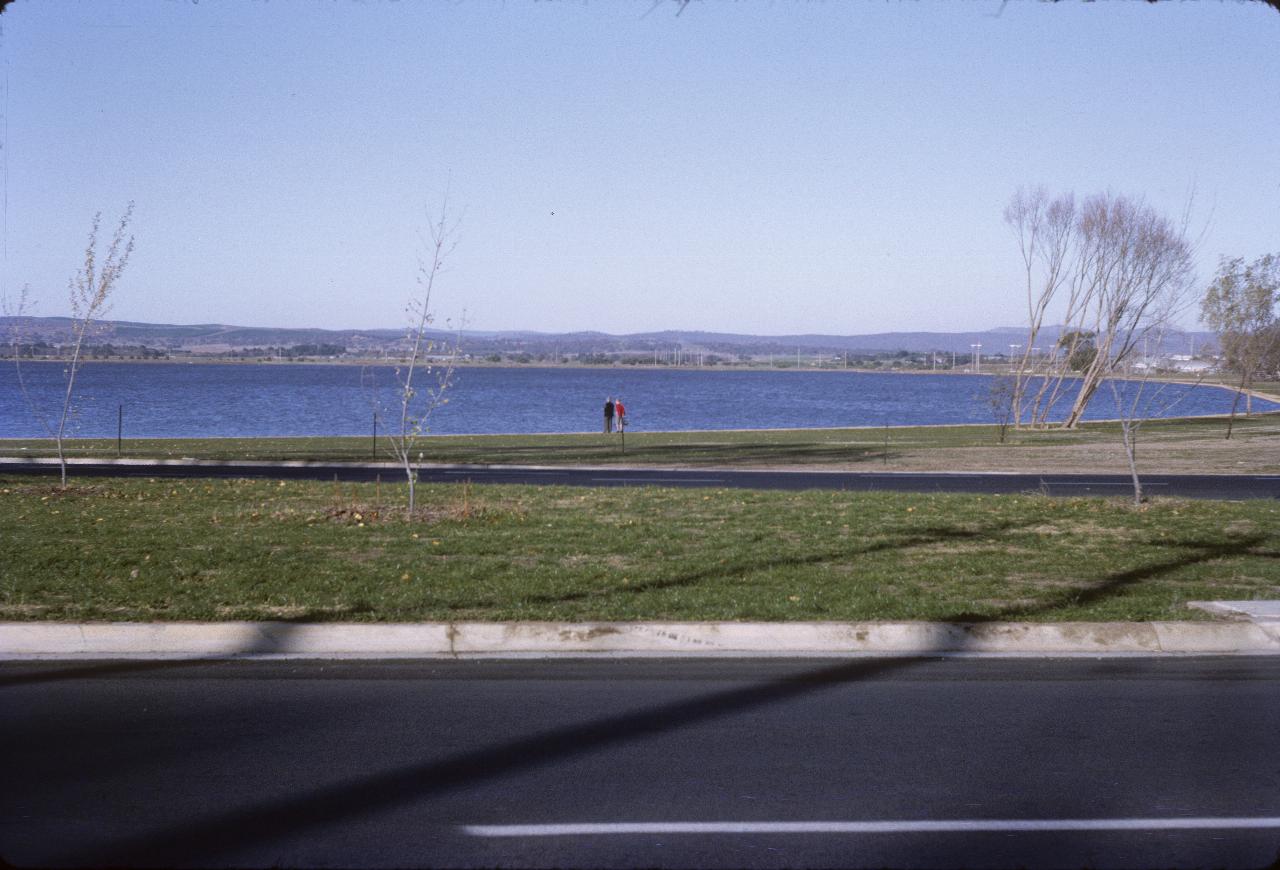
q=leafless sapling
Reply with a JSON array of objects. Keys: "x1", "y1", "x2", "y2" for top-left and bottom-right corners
[
  {"x1": 3, "y1": 206, "x2": 134, "y2": 487},
  {"x1": 986, "y1": 375, "x2": 1017, "y2": 444},
  {"x1": 380, "y1": 196, "x2": 461, "y2": 519},
  {"x1": 1107, "y1": 279, "x2": 1201, "y2": 506}
]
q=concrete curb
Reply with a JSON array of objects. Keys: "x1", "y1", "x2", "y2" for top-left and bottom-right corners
[{"x1": 2, "y1": 619, "x2": 1278, "y2": 659}]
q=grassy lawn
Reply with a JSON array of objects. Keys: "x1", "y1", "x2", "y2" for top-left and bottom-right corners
[
  {"x1": 3, "y1": 476, "x2": 1277, "y2": 624},
  {"x1": 3, "y1": 412, "x2": 1279, "y2": 473}
]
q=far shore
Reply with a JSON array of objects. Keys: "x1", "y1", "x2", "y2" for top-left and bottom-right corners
[
  {"x1": 0, "y1": 353, "x2": 1247, "y2": 379},
  {"x1": 3, "y1": 355, "x2": 985, "y2": 373}
]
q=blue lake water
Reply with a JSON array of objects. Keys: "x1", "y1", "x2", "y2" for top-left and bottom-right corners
[{"x1": 0, "y1": 362, "x2": 1271, "y2": 439}]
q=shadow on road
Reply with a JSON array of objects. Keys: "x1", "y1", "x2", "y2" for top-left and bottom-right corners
[
  {"x1": 0, "y1": 616, "x2": 318, "y2": 688},
  {"x1": 30, "y1": 527, "x2": 1272, "y2": 866}
]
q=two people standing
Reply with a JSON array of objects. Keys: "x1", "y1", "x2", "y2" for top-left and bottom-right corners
[{"x1": 603, "y1": 396, "x2": 626, "y2": 433}]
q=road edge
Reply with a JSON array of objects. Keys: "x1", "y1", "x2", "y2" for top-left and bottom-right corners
[{"x1": 3, "y1": 615, "x2": 1278, "y2": 660}]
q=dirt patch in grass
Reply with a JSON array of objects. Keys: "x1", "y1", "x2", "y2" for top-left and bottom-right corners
[
  {"x1": 314, "y1": 505, "x2": 389, "y2": 525},
  {"x1": 1222, "y1": 519, "x2": 1258, "y2": 535},
  {"x1": 334, "y1": 547, "x2": 387, "y2": 564},
  {"x1": 899, "y1": 548, "x2": 994, "y2": 566},
  {"x1": 976, "y1": 597, "x2": 1043, "y2": 611},
  {"x1": 1022, "y1": 520, "x2": 1141, "y2": 540},
  {"x1": 214, "y1": 604, "x2": 361, "y2": 619},
  {"x1": 0, "y1": 603, "x2": 53, "y2": 617},
  {"x1": 557, "y1": 553, "x2": 632, "y2": 571},
  {"x1": 1004, "y1": 572, "x2": 1095, "y2": 588},
  {"x1": 302, "y1": 499, "x2": 525, "y2": 526},
  {"x1": 3, "y1": 483, "x2": 112, "y2": 499}
]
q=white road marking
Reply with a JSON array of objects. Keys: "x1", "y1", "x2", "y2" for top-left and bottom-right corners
[
  {"x1": 442, "y1": 470, "x2": 561, "y2": 475},
  {"x1": 591, "y1": 477, "x2": 725, "y2": 484},
  {"x1": 463, "y1": 818, "x2": 1280, "y2": 837},
  {"x1": 1045, "y1": 481, "x2": 1168, "y2": 487}
]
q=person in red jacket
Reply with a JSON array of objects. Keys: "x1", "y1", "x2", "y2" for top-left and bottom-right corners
[{"x1": 614, "y1": 398, "x2": 626, "y2": 432}]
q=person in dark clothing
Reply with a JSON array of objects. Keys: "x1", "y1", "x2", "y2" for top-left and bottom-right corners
[{"x1": 604, "y1": 397, "x2": 615, "y2": 433}]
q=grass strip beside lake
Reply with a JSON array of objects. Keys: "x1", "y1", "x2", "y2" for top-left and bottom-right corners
[
  {"x1": 3, "y1": 413, "x2": 1280, "y2": 473},
  {"x1": 3, "y1": 476, "x2": 1277, "y2": 624}
]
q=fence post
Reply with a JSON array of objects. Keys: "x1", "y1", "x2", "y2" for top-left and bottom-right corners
[
  {"x1": 117, "y1": 405, "x2": 123, "y2": 458},
  {"x1": 372, "y1": 413, "x2": 378, "y2": 461}
]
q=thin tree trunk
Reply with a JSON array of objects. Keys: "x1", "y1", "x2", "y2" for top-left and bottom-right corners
[
  {"x1": 56, "y1": 330, "x2": 89, "y2": 488},
  {"x1": 1121, "y1": 420, "x2": 1143, "y2": 507},
  {"x1": 1225, "y1": 378, "x2": 1245, "y2": 440}
]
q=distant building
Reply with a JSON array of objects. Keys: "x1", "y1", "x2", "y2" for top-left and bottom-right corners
[{"x1": 1132, "y1": 355, "x2": 1214, "y2": 374}]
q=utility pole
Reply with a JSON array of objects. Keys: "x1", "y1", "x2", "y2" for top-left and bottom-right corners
[{"x1": 970, "y1": 343, "x2": 982, "y2": 374}]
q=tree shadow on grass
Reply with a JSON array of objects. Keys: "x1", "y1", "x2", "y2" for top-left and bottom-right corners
[
  {"x1": 443, "y1": 518, "x2": 1039, "y2": 614},
  {"x1": 36, "y1": 528, "x2": 1274, "y2": 865},
  {"x1": 948, "y1": 534, "x2": 1273, "y2": 623}
]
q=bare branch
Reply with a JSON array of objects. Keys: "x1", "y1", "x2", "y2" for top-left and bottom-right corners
[{"x1": 377, "y1": 191, "x2": 464, "y2": 518}]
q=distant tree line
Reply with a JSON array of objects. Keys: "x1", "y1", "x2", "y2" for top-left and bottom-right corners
[
  {"x1": 230, "y1": 343, "x2": 347, "y2": 358},
  {"x1": 0, "y1": 340, "x2": 167, "y2": 360}
]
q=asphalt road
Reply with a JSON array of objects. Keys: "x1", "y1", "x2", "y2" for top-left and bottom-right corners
[
  {"x1": 3, "y1": 657, "x2": 1279, "y2": 869},
  {"x1": 3, "y1": 458, "x2": 1280, "y2": 499}
]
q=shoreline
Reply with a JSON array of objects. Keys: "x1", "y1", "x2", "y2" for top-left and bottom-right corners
[
  {"x1": 4, "y1": 355, "x2": 1263, "y2": 386},
  {"x1": 3, "y1": 356, "x2": 983, "y2": 374},
  {"x1": 2, "y1": 408, "x2": 1278, "y2": 443}
]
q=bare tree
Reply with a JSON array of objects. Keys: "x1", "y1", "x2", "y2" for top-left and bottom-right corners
[
  {"x1": 4, "y1": 206, "x2": 135, "y2": 487},
  {"x1": 1200, "y1": 253, "x2": 1280, "y2": 439},
  {"x1": 1008, "y1": 189, "x2": 1196, "y2": 430},
  {"x1": 1, "y1": 285, "x2": 48, "y2": 440},
  {"x1": 1261, "y1": 323, "x2": 1280, "y2": 379},
  {"x1": 1060, "y1": 193, "x2": 1195, "y2": 428},
  {"x1": 985, "y1": 375, "x2": 1016, "y2": 444},
  {"x1": 1107, "y1": 297, "x2": 1200, "y2": 506},
  {"x1": 1004, "y1": 187, "x2": 1076, "y2": 428},
  {"x1": 381, "y1": 196, "x2": 461, "y2": 518}
]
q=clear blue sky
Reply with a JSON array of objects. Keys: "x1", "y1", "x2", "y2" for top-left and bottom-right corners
[{"x1": 2, "y1": 0, "x2": 1277, "y2": 336}]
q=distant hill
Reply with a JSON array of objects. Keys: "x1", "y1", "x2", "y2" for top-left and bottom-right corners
[{"x1": 0, "y1": 316, "x2": 1215, "y2": 359}]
